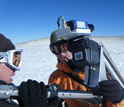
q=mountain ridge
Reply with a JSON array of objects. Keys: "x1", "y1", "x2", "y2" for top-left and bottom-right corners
[{"x1": 16, "y1": 36, "x2": 124, "y2": 46}]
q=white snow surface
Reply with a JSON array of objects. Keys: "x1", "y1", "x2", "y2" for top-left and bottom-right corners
[{"x1": 12, "y1": 37, "x2": 124, "y2": 86}]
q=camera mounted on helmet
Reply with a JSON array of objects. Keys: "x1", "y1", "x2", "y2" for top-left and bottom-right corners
[
  {"x1": 50, "y1": 16, "x2": 94, "y2": 45},
  {"x1": 55, "y1": 16, "x2": 94, "y2": 40}
]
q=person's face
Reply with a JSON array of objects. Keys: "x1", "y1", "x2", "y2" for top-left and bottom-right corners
[
  {"x1": 56, "y1": 51, "x2": 72, "y2": 64},
  {"x1": 0, "y1": 63, "x2": 15, "y2": 84},
  {"x1": 50, "y1": 41, "x2": 73, "y2": 64}
]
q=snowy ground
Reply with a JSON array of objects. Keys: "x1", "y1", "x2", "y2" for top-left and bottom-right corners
[{"x1": 12, "y1": 36, "x2": 124, "y2": 86}]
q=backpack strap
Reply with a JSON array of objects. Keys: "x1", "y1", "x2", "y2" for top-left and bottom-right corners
[{"x1": 62, "y1": 71, "x2": 84, "y2": 86}]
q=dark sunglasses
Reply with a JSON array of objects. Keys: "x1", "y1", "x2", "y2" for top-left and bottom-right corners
[{"x1": 50, "y1": 41, "x2": 68, "y2": 55}]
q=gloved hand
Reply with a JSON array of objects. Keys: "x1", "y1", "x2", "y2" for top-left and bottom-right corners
[
  {"x1": 93, "y1": 80, "x2": 124, "y2": 103},
  {"x1": 18, "y1": 79, "x2": 48, "y2": 107}
]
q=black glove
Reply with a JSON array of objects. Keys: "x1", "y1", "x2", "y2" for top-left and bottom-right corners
[
  {"x1": 18, "y1": 79, "x2": 48, "y2": 107},
  {"x1": 93, "y1": 80, "x2": 124, "y2": 103}
]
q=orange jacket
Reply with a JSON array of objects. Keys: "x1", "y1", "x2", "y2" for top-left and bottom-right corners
[{"x1": 48, "y1": 63, "x2": 124, "y2": 107}]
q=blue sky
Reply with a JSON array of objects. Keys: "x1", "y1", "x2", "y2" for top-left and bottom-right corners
[{"x1": 0, "y1": 0, "x2": 124, "y2": 44}]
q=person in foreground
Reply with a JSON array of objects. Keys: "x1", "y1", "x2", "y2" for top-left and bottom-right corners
[
  {"x1": 0, "y1": 33, "x2": 58, "y2": 107},
  {"x1": 48, "y1": 19, "x2": 124, "y2": 106}
]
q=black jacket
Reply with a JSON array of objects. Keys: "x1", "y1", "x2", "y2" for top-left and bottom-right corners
[{"x1": 0, "y1": 80, "x2": 18, "y2": 107}]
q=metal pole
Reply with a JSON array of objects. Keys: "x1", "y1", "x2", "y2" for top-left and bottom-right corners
[
  {"x1": 101, "y1": 43, "x2": 124, "y2": 86},
  {"x1": 0, "y1": 85, "x2": 102, "y2": 100},
  {"x1": 47, "y1": 90, "x2": 102, "y2": 99}
]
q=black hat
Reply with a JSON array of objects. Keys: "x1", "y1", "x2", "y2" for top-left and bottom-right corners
[{"x1": 0, "y1": 33, "x2": 15, "y2": 52}]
